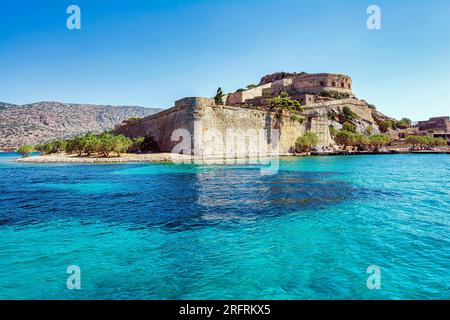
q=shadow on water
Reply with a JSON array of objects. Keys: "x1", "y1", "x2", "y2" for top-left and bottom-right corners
[{"x1": 0, "y1": 163, "x2": 397, "y2": 231}]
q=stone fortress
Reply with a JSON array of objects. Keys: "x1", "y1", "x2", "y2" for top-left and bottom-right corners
[
  {"x1": 116, "y1": 72, "x2": 387, "y2": 158},
  {"x1": 226, "y1": 72, "x2": 353, "y2": 107}
]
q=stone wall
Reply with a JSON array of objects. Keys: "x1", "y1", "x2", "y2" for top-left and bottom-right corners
[
  {"x1": 226, "y1": 73, "x2": 352, "y2": 106},
  {"x1": 226, "y1": 83, "x2": 271, "y2": 105},
  {"x1": 116, "y1": 97, "x2": 333, "y2": 157},
  {"x1": 418, "y1": 116, "x2": 450, "y2": 132},
  {"x1": 292, "y1": 73, "x2": 352, "y2": 95}
]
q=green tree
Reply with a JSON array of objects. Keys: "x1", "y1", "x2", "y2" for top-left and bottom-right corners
[
  {"x1": 335, "y1": 130, "x2": 356, "y2": 149},
  {"x1": 97, "y1": 133, "x2": 116, "y2": 157},
  {"x1": 434, "y1": 137, "x2": 447, "y2": 147},
  {"x1": 70, "y1": 136, "x2": 87, "y2": 156},
  {"x1": 110, "y1": 134, "x2": 133, "y2": 157},
  {"x1": 295, "y1": 132, "x2": 319, "y2": 152},
  {"x1": 396, "y1": 118, "x2": 412, "y2": 129},
  {"x1": 369, "y1": 134, "x2": 392, "y2": 150},
  {"x1": 53, "y1": 140, "x2": 67, "y2": 154},
  {"x1": 82, "y1": 133, "x2": 100, "y2": 156},
  {"x1": 18, "y1": 145, "x2": 34, "y2": 158},
  {"x1": 379, "y1": 120, "x2": 393, "y2": 133},
  {"x1": 342, "y1": 121, "x2": 357, "y2": 133},
  {"x1": 267, "y1": 94, "x2": 303, "y2": 112},
  {"x1": 355, "y1": 134, "x2": 371, "y2": 150},
  {"x1": 405, "y1": 135, "x2": 421, "y2": 150},
  {"x1": 214, "y1": 87, "x2": 225, "y2": 105}
]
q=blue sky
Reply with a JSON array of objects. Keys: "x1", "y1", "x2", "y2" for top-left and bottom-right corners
[{"x1": 0, "y1": 0, "x2": 449, "y2": 120}]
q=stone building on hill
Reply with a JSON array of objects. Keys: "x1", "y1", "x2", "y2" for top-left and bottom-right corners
[{"x1": 226, "y1": 73, "x2": 353, "y2": 107}]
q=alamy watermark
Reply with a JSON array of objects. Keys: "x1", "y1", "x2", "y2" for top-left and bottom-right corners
[
  {"x1": 367, "y1": 5, "x2": 381, "y2": 30},
  {"x1": 66, "y1": 265, "x2": 81, "y2": 290},
  {"x1": 366, "y1": 265, "x2": 381, "y2": 290},
  {"x1": 66, "y1": 5, "x2": 81, "y2": 30},
  {"x1": 170, "y1": 123, "x2": 280, "y2": 176}
]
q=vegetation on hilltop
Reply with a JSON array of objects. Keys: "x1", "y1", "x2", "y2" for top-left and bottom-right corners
[
  {"x1": 320, "y1": 90, "x2": 352, "y2": 100},
  {"x1": 214, "y1": 87, "x2": 225, "y2": 105},
  {"x1": 341, "y1": 106, "x2": 359, "y2": 122},
  {"x1": 396, "y1": 118, "x2": 412, "y2": 129},
  {"x1": 267, "y1": 92, "x2": 303, "y2": 112}
]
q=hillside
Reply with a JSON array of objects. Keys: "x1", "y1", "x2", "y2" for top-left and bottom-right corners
[{"x1": 0, "y1": 101, "x2": 162, "y2": 148}]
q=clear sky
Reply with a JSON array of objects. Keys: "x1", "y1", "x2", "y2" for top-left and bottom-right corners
[{"x1": 1, "y1": 0, "x2": 449, "y2": 120}]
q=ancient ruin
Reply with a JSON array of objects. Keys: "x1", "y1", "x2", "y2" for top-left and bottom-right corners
[
  {"x1": 418, "y1": 117, "x2": 450, "y2": 133},
  {"x1": 226, "y1": 73, "x2": 353, "y2": 107},
  {"x1": 116, "y1": 72, "x2": 388, "y2": 157}
]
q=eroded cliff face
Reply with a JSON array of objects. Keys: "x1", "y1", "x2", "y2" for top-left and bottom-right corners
[{"x1": 115, "y1": 98, "x2": 333, "y2": 157}]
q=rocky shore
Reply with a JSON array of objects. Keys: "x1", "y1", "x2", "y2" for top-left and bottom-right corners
[{"x1": 16, "y1": 153, "x2": 193, "y2": 164}]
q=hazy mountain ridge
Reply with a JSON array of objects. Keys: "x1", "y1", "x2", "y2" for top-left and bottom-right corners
[{"x1": 0, "y1": 101, "x2": 162, "y2": 148}]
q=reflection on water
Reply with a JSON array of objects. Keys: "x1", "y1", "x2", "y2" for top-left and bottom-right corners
[{"x1": 1, "y1": 163, "x2": 363, "y2": 230}]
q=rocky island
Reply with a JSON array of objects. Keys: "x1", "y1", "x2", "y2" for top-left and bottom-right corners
[{"x1": 11, "y1": 71, "x2": 450, "y2": 163}]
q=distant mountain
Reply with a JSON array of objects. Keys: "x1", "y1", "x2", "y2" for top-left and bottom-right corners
[
  {"x1": 0, "y1": 101, "x2": 163, "y2": 148},
  {"x1": 0, "y1": 102, "x2": 18, "y2": 110}
]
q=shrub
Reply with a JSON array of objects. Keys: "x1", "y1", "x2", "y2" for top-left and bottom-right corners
[
  {"x1": 405, "y1": 135, "x2": 421, "y2": 149},
  {"x1": 342, "y1": 121, "x2": 357, "y2": 133},
  {"x1": 406, "y1": 135, "x2": 447, "y2": 150},
  {"x1": 341, "y1": 106, "x2": 359, "y2": 121},
  {"x1": 355, "y1": 134, "x2": 371, "y2": 150},
  {"x1": 396, "y1": 118, "x2": 412, "y2": 129},
  {"x1": 320, "y1": 90, "x2": 351, "y2": 100},
  {"x1": 369, "y1": 134, "x2": 392, "y2": 150},
  {"x1": 290, "y1": 115, "x2": 306, "y2": 124},
  {"x1": 335, "y1": 130, "x2": 356, "y2": 148},
  {"x1": 295, "y1": 132, "x2": 319, "y2": 152},
  {"x1": 125, "y1": 117, "x2": 142, "y2": 124},
  {"x1": 267, "y1": 94, "x2": 303, "y2": 112},
  {"x1": 18, "y1": 145, "x2": 34, "y2": 157},
  {"x1": 379, "y1": 120, "x2": 393, "y2": 133}
]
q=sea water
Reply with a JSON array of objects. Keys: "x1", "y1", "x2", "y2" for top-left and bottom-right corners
[{"x1": 0, "y1": 153, "x2": 448, "y2": 299}]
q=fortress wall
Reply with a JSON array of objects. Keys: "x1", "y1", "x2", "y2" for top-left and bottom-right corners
[
  {"x1": 195, "y1": 104, "x2": 309, "y2": 156},
  {"x1": 292, "y1": 74, "x2": 352, "y2": 94},
  {"x1": 226, "y1": 83, "x2": 272, "y2": 105},
  {"x1": 115, "y1": 103, "x2": 195, "y2": 152},
  {"x1": 117, "y1": 98, "x2": 333, "y2": 156}
]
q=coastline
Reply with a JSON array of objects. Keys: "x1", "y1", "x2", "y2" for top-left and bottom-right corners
[
  {"x1": 14, "y1": 149, "x2": 450, "y2": 164},
  {"x1": 15, "y1": 153, "x2": 194, "y2": 164}
]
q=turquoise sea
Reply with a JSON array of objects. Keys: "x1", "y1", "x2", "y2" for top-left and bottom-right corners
[{"x1": 0, "y1": 153, "x2": 448, "y2": 299}]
